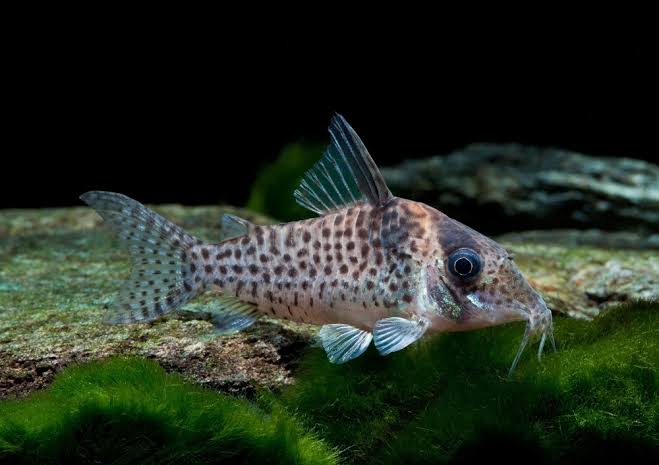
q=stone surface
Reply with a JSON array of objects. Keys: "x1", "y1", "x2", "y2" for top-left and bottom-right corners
[
  {"x1": 1, "y1": 205, "x2": 656, "y2": 398},
  {"x1": 0, "y1": 205, "x2": 314, "y2": 399},
  {"x1": 381, "y1": 143, "x2": 659, "y2": 234}
]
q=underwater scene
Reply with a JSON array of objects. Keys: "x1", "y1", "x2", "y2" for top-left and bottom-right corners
[{"x1": 1, "y1": 117, "x2": 657, "y2": 465}]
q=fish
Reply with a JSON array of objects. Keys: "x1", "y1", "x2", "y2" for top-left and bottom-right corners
[{"x1": 81, "y1": 114, "x2": 555, "y2": 374}]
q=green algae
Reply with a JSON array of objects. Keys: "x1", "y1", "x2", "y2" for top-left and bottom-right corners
[
  {"x1": 0, "y1": 357, "x2": 336, "y2": 465},
  {"x1": 281, "y1": 301, "x2": 658, "y2": 464}
]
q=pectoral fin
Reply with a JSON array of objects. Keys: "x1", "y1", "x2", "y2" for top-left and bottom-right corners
[
  {"x1": 319, "y1": 324, "x2": 373, "y2": 364},
  {"x1": 373, "y1": 317, "x2": 430, "y2": 356}
]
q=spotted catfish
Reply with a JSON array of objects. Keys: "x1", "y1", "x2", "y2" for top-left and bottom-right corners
[{"x1": 82, "y1": 114, "x2": 555, "y2": 374}]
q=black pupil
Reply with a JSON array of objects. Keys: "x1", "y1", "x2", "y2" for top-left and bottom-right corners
[{"x1": 454, "y1": 257, "x2": 473, "y2": 275}]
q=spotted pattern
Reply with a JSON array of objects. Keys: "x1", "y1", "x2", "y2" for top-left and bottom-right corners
[{"x1": 186, "y1": 200, "x2": 431, "y2": 327}]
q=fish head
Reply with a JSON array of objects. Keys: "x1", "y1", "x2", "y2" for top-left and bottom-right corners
[{"x1": 424, "y1": 210, "x2": 554, "y2": 372}]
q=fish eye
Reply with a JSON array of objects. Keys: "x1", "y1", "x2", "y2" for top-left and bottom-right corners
[{"x1": 447, "y1": 248, "x2": 482, "y2": 281}]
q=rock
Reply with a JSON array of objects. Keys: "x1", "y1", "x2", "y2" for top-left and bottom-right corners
[
  {"x1": 1, "y1": 205, "x2": 655, "y2": 398},
  {"x1": 0, "y1": 204, "x2": 315, "y2": 399},
  {"x1": 498, "y1": 229, "x2": 659, "y2": 250},
  {"x1": 381, "y1": 143, "x2": 659, "y2": 234}
]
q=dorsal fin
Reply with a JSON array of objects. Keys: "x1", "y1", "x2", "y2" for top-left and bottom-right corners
[
  {"x1": 219, "y1": 214, "x2": 254, "y2": 241},
  {"x1": 294, "y1": 114, "x2": 393, "y2": 215}
]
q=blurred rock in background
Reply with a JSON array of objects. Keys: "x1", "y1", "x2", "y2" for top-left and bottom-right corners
[{"x1": 381, "y1": 143, "x2": 659, "y2": 235}]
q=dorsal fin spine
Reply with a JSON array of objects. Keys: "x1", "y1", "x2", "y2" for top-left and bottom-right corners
[{"x1": 331, "y1": 119, "x2": 379, "y2": 203}]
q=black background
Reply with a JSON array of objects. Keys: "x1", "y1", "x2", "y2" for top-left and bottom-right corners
[{"x1": 3, "y1": 29, "x2": 656, "y2": 210}]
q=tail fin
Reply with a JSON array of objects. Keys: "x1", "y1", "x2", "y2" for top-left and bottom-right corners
[{"x1": 81, "y1": 191, "x2": 203, "y2": 324}]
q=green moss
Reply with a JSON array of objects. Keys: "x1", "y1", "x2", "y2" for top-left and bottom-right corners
[
  {"x1": 282, "y1": 301, "x2": 658, "y2": 464},
  {"x1": 247, "y1": 143, "x2": 325, "y2": 221},
  {"x1": 0, "y1": 357, "x2": 336, "y2": 465}
]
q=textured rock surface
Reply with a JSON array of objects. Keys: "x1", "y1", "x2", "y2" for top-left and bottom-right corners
[
  {"x1": 0, "y1": 205, "x2": 315, "y2": 399},
  {"x1": 1, "y1": 205, "x2": 656, "y2": 398},
  {"x1": 381, "y1": 143, "x2": 659, "y2": 234}
]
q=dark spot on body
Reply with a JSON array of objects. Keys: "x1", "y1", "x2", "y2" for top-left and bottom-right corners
[
  {"x1": 204, "y1": 265, "x2": 213, "y2": 274},
  {"x1": 361, "y1": 244, "x2": 370, "y2": 257}
]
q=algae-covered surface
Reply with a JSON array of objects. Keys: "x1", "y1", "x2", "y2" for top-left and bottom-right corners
[{"x1": 1, "y1": 205, "x2": 657, "y2": 399}]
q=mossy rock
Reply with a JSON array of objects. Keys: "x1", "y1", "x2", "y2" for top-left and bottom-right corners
[
  {"x1": 1, "y1": 205, "x2": 657, "y2": 399},
  {"x1": 0, "y1": 205, "x2": 315, "y2": 399}
]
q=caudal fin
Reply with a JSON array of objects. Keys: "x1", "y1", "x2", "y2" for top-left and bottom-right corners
[{"x1": 81, "y1": 191, "x2": 203, "y2": 323}]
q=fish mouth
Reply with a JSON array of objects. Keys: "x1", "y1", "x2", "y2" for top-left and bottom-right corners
[{"x1": 508, "y1": 296, "x2": 556, "y2": 376}]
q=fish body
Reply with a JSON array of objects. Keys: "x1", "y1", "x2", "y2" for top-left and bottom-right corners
[{"x1": 82, "y1": 114, "x2": 554, "y2": 372}]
